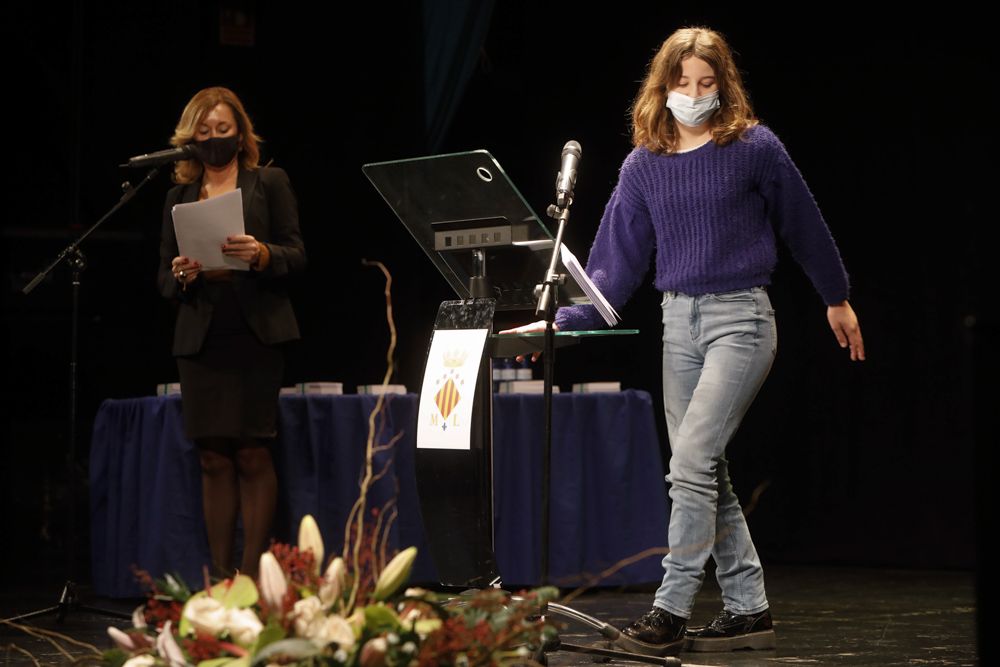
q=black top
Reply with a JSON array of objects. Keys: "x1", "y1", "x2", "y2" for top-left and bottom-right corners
[{"x1": 158, "y1": 166, "x2": 307, "y2": 356}]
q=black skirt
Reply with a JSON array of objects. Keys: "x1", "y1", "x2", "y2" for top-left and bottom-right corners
[{"x1": 176, "y1": 280, "x2": 284, "y2": 441}]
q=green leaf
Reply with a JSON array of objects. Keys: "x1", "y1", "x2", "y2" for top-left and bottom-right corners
[
  {"x1": 250, "y1": 621, "x2": 286, "y2": 655},
  {"x1": 532, "y1": 586, "x2": 560, "y2": 603},
  {"x1": 199, "y1": 658, "x2": 249, "y2": 667},
  {"x1": 101, "y1": 648, "x2": 128, "y2": 667},
  {"x1": 488, "y1": 608, "x2": 511, "y2": 632},
  {"x1": 162, "y1": 572, "x2": 193, "y2": 601},
  {"x1": 250, "y1": 638, "x2": 321, "y2": 665},
  {"x1": 209, "y1": 574, "x2": 259, "y2": 609},
  {"x1": 197, "y1": 658, "x2": 241, "y2": 667},
  {"x1": 413, "y1": 618, "x2": 442, "y2": 637},
  {"x1": 363, "y1": 604, "x2": 401, "y2": 633}
]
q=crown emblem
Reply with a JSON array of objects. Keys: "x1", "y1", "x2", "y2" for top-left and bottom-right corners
[{"x1": 442, "y1": 347, "x2": 469, "y2": 368}]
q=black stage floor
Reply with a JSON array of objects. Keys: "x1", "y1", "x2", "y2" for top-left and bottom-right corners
[{"x1": 1, "y1": 564, "x2": 978, "y2": 666}]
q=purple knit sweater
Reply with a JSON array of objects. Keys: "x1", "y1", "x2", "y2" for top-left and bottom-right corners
[{"x1": 555, "y1": 124, "x2": 849, "y2": 331}]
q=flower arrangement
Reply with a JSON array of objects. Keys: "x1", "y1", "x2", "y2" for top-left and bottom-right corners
[
  {"x1": 97, "y1": 262, "x2": 558, "y2": 666},
  {"x1": 103, "y1": 515, "x2": 558, "y2": 667}
]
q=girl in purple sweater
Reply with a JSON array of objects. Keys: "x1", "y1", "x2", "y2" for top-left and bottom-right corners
[{"x1": 505, "y1": 26, "x2": 864, "y2": 656}]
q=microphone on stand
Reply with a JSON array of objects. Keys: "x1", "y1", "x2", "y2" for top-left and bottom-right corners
[
  {"x1": 554, "y1": 140, "x2": 582, "y2": 208},
  {"x1": 121, "y1": 144, "x2": 198, "y2": 169}
]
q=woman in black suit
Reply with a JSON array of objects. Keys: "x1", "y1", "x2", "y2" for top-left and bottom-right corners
[{"x1": 158, "y1": 86, "x2": 306, "y2": 578}]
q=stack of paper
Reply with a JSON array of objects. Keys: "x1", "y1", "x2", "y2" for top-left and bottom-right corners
[
  {"x1": 357, "y1": 384, "x2": 408, "y2": 395},
  {"x1": 280, "y1": 382, "x2": 345, "y2": 395},
  {"x1": 559, "y1": 245, "x2": 620, "y2": 326},
  {"x1": 171, "y1": 189, "x2": 247, "y2": 271},
  {"x1": 497, "y1": 380, "x2": 559, "y2": 394},
  {"x1": 572, "y1": 381, "x2": 621, "y2": 393},
  {"x1": 303, "y1": 382, "x2": 344, "y2": 395}
]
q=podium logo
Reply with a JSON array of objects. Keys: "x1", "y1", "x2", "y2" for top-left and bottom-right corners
[{"x1": 431, "y1": 347, "x2": 472, "y2": 430}]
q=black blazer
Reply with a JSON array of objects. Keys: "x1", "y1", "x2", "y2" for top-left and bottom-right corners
[{"x1": 158, "y1": 167, "x2": 307, "y2": 356}]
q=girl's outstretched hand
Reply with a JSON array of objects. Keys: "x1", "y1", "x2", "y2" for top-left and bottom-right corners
[
  {"x1": 827, "y1": 301, "x2": 865, "y2": 361},
  {"x1": 498, "y1": 320, "x2": 558, "y2": 362}
]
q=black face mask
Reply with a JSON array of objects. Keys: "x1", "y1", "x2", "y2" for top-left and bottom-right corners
[{"x1": 195, "y1": 135, "x2": 240, "y2": 167}]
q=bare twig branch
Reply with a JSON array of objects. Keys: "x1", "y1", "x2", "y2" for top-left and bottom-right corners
[
  {"x1": 742, "y1": 479, "x2": 771, "y2": 516},
  {"x1": 347, "y1": 259, "x2": 398, "y2": 611},
  {"x1": 0, "y1": 619, "x2": 100, "y2": 660},
  {"x1": 377, "y1": 506, "x2": 400, "y2": 573},
  {"x1": 4, "y1": 643, "x2": 42, "y2": 666},
  {"x1": 560, "y1": 546, "x2": 670, "y2": 605}
]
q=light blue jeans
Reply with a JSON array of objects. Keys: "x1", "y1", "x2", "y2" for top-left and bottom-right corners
[{"x1": 653, "y1": 287, "x2": 775, "y2": 619}]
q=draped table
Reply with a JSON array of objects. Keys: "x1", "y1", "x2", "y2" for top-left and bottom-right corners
[{"x1": 90, "y1": 390, "x2": 668, "y2": 597}]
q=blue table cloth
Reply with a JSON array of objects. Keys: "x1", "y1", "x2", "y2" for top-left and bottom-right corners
[{"x1": 90, "y1": 390, "x2": 668, "y2": 597}]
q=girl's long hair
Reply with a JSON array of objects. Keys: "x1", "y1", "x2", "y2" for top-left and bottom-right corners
[{"x1": 632, "y1": 27, "x2": 757, "y2": 154}]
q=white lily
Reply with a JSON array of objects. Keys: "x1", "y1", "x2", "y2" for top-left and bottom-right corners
[
  {"x1": 155, "y1": 620, "x2": 187, "y2": 667},
  {"x1": 122, "y1": 656, "x2": 156, "y2": 667},
  {"x1": 258, "y1": 551, "x2": 288, "y2": 611},
  {"x1": 298, "y1": 514, "x2": 324, "y2": 574},
  {"x1": 131, "y1": 604, "x2": 147, "y2": 630},
  {"x1": 373, "y1": 547, "x2": 417, "y2": 601},
  {"x1": 107, "y1": 626, "x2": 136, "y2": 651},
  {"x1": 319, "y1": 556, "x2": 346, "y2": 607}
]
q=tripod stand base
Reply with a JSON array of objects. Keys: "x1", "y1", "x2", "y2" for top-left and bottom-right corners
[
  {"x1": 535, "y1": 635, "x2": 682, "y2": 666},
  {"x1": 6, "y1": 581, "x2": 130, "y2": 624},
  {"x1": 534, "y1": 602, "x2": 683, "y2": 665},
  {"x1": 557, "y1": 640, "x2": 681, "y2": 666}
]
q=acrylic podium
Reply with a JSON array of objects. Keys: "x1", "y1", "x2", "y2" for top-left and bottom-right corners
[{"x1": 363, "y1": 150, "x2": 591, "y2": 588}]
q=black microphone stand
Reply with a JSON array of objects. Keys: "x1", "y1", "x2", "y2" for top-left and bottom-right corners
[
  {"x1": 530, "y1": 148, "x2": 681, "y2": 665},
  {"x1": 9, "y1": 167, "x2": 161, "y2": 625},
  {"x1": 534, "y1": 197, "x2": 570, "y2": 587}
]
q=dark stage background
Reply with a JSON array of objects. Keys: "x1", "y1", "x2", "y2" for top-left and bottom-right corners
[{"x1": 1, "y1": 0, "x2": 988, "y2": 615}]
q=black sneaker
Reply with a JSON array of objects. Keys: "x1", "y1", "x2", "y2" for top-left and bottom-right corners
[
  {"x1": 613, "y1": 607, "x2": 687, "y2": 656},
  {"x1": 685, "y1": 608, "x2": 776, "y2": 652}
]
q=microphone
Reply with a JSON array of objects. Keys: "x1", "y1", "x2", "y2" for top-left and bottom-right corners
[
  {"x1": 555, "y1": 140, "x2": 582, "y2": 207},
  {"x1": 121, "y1": 144, "x2": 198, "y2": 169}
]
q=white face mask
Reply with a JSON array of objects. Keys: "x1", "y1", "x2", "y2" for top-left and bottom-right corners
[{"x1": 666, "y1": 90, "x2": 720, "y2": 127}]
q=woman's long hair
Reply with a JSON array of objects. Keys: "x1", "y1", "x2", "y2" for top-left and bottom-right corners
[
  {"x1": 632, "y1": 27, "x2": 757, "y2": 154},
  {"x1": 170, "y1": 86, "x2": 262, "y2": 184}
]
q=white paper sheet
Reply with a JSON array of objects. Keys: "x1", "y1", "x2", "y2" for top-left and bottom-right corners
[
  {"x1": 171, "y1": 189, "x2": 247, "y2": 271},
  {"x1": 559, "y1": 244, "x2": 620, "y2": 326},
  {"x1": 417, "y1": 328, "x2": 489, "y2": 450}
]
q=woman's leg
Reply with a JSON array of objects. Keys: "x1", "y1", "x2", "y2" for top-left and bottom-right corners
[
  {"x1": 653, "y1": 291, "x2": 709, "y2": 618},
  {"x1": 198, "y1": 438, "x2": 239, "y2": 578},
  {"x1": 235, "y1": 439, "x2": 277, "y2": 578},
  {"x1": 653, "y1": 289, "x2": 775, "y2": 618},
  {"x1": 711, "y1": 454, "x2": 768, "y2": 614}
]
